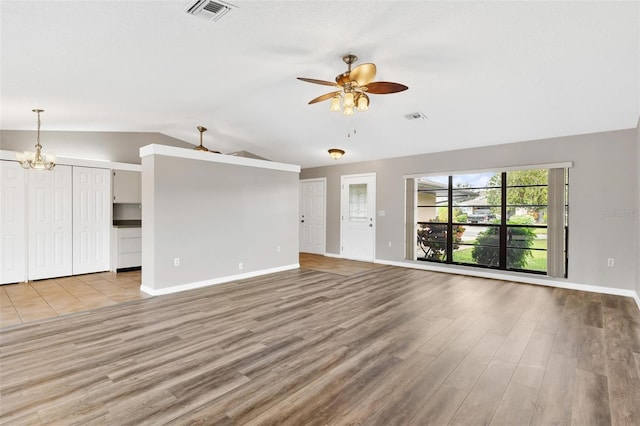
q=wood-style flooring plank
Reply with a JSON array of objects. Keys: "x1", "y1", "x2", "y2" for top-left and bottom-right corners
[
  {"x1": 448, "y1": 359, "x2": 517, "y2": 426},
  {"x1": 489, "y1": 380, "x2": 538, "y2": 426},
  {"x1": 530, "y1": 352, "x2": 577, "y2": 426},
  {"x1": 0, "y1": 254, "x2": 639, "y2": 425},
  {"x1": 571, "y1": 369, "x2": 611, "y2": 426}
]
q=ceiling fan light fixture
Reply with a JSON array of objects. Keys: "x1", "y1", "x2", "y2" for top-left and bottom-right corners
[
  {"x1": 330, "y1": 95, "x2": 341, "y2": 112},
  {"x1": 343, "y1": 92, "x2": 355, "y2": 107},
  {"x1": 356, "y1": 93, "x2": 369, "y2": 111},
  {"x1": 298, "y1": 54, "x2": 408, "y2": 116},
  {"x1": 328, "y1": 148, "x2": 345, "y2": 160}
]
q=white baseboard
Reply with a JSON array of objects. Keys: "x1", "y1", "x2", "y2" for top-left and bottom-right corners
[
  {"x1": 375, "y1": 258, "x2": 640, "y2": 309},
  {"x1": 140, "y1": 263, "x2": 300, "y2": 296},
  {"x1": 323, "y1": 252, "x2": 342, "y2": 259}
]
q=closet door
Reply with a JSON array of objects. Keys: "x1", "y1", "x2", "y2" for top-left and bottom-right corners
[
  {"x1": 73, "y1": 167, "x2": 111, "y2": 275},
  {"x1": 28, "y1": 165, "x2": 73, "y2": 280},
  {"x1": 0, "y1": 161, "x2": 27, "y2": 284}
]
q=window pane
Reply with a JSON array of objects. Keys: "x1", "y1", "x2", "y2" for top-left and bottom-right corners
[
  {"x1": 453, "y1": 172, "x2": 500, "y2": 188},
  {"x1": 506, "y1": 208, "x2": 547, "y2": 225},
  {"x1": 418, "y1": 177, "x2": 449, "y2": 222},
  {"x1": 418, "y1": 192, "x2": 449, "y2": 207},
  {"x1": 454, "y1": 225, "x2": 500, "y2": 266},
  {"x1": 417, "y1": 223, "x2": 448, "y2": 262},
  {"x1": 508, "y1": 248, "x2": 547, "y2": 272},
  {"x1": 418, "y1": 176, "x2": 449, "y2": 189},
  {"x1": 459, "y1": 225, "x2": 500, "y2": 246},
  {"x1": 453, "y1": 186, "x2": 500, "y2": 223},
  {"x1": 506, "y1": 186, "x2": 547, "y2": 206},
  {"x1": 349, "y1": 183, "x2": 367, "y2": 220},
  {"x1": 458, "y1": 245, "x2": 499, "y2": 267},
  {"x1": 506, "y1": 169, "x2": 548, "y2": 186},
  {"x1": 452, "y1": 244, "x2": 475, "y2": 264},
  {"x1": 506, "y1": 226, "x2": 536, "y2": 248}
]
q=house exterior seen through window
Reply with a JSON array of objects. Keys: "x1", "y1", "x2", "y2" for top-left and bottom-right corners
[{"x1": 412, "y1": 168, "x2": 568, "y2": 276}]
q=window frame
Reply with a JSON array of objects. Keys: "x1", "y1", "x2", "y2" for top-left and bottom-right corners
[{"x1": 412, "y1": 169, "x2": 568, "y2": 277}]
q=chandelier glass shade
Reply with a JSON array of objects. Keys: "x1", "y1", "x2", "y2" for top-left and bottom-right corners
[
  {"x1": 328, "y1": 148, "x2": 345, "y2": 160},
  {"x1": 16, "y1": 109, "x2": 56, "y2": 171},
  {"x1": 330, "y1": 92, "x2": 369, "y2": 116}
]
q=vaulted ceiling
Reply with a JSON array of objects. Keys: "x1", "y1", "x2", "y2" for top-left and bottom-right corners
[{"x1": 1, "y1": 1, "x2": 638, "y2": 168}]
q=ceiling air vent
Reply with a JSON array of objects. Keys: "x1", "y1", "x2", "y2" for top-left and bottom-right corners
[
  {"x1": 405, "y1": 112, "x2": 427, "y2": 120},
  {"x1": 185, "y1": 0, "x2": 236, "y2": 22}
]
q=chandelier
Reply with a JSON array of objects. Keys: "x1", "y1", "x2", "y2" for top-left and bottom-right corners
[{"x1": 16, "y1": 109, "x2": 56, "y2": 171}]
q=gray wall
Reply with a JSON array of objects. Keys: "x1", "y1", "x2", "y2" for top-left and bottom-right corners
[
  {"x1": 1, "y1": 130, "x2": 192, "y2": 164},
  {"x1": 301, "y1": 128, "x2": 639, "y2": 292},
  {"x1": 142, "y1": 153, "x2": 299, "y2": 291}
]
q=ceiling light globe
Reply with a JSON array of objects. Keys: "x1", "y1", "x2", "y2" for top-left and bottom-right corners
[
  {"x1": 343, "y1": 92, "x2": 355, "y2": 107},
  {"x1": 343, "y1": 105, "x2": 354, "y2": 116},
  {"x1": 330, "y1": 95, "x2": 341, "y2": 112},
  {"x1": 328, "y1": 149, "x2": 345, "y2": 159},
  {"x1": 356, "y1": 94, "x2": 369, "y2": 111}
]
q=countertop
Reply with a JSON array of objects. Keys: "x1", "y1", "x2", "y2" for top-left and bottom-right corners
[{"x1": 113, "y1": 220, "x2": 142, "y2": 228}]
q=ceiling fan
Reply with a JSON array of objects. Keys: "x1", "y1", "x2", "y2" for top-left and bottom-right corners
[{"x1": 297, "y1": 54, "x2": 408, "y2": 116}]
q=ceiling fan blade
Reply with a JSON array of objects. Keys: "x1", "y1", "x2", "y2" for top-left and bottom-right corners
[
  {"x1": 297, "y1": 77, "x2": 338, "y2": 87},
  {"x1": 349, "y1": 63, "x2": 376, "y2": 86},
  {"x1": 365, "y1": 81, "x2": 409, "y2": 94},
  {"x1": 308, "y1": 92, "x2": 339, "y2": 104}
]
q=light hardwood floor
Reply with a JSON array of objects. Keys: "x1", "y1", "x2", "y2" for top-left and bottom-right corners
[{"x1": 1, "y1": 254, "x2": 639, "y2": 425}]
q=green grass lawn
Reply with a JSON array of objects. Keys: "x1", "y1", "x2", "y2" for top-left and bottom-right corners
[{"x1": 452, "y1": 242, "x2": 547, "y2": 272}]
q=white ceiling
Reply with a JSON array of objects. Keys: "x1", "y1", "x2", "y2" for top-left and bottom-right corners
[{"x1": 1, "y1": 1, "x2": 638, "y2": 168}]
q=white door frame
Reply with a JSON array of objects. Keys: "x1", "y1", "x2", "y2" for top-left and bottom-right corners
[
  {"x1": 340, "y1": 172, "x2": 376, "y2": 261},
  {"x1": 299, "y1": 178, "x2": 326, "y2": 254}
]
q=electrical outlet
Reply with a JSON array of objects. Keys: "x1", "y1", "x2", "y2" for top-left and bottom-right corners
[
  {"x1": 238, "y1": 262, "x2": 243, "y2": 270},
  {"x1": 174, "y1": 258, "x2": 180, "y2": 266},
  {"x1": 277, "y1": 245, "x2": 281, "y2": 253},
  {"x1": 388, "y1": 241, "x2": 392, "y2": 247},
  {"x1": 607, "y1": 258, "x2": 614, "y2": 267}
]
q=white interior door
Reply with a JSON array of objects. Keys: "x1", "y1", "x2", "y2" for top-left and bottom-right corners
[
  {"x1": 341, "y1": 173, "x2": 376, "y2": 261},
  {"x1": 299, "y1": 178, "x2": 326, "y2": 254},
  {"x1": 28, "y1": 165, "x2": 73, "y2": 280},
  {"x1": 0, "y1": 161, "x2": 27, "y2": 284},
  {"x1": 73, "y1": 167, "x2": 111, "y2": 275}
]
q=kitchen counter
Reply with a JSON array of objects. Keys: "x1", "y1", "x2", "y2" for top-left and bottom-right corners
[{"x1": 113, "y1": 220, "x2": 142, "y2": 228}]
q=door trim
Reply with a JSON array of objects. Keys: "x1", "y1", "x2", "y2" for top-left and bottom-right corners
[
  {"x1": 299, "y1": 178, "x2": 327, "y2": 255},
  {"x1": 340, "y1": 172, "x2": 376, "y2": 261}
]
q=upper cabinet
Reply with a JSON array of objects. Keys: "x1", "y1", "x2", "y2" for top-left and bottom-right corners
[{"x1": 112, "y1": 170, "x2": 141, "y2": 203}]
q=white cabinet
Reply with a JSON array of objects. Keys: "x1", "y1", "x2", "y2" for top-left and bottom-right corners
[
  {"x1": 28, "y1": 165, "x2": 73, "y2": 281},
  {"x1": 116, "y1": 227, "x2": 141, "y2": 269},
  {"x1": 0, "y1": 161, "x2": 27, "y2": 284},
  {"x1": 113, "y1": 170, "x2": 141, "y2": 203},
  {"x1": 73, "y1": 167, "x2": 111, "y2": 275}
]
